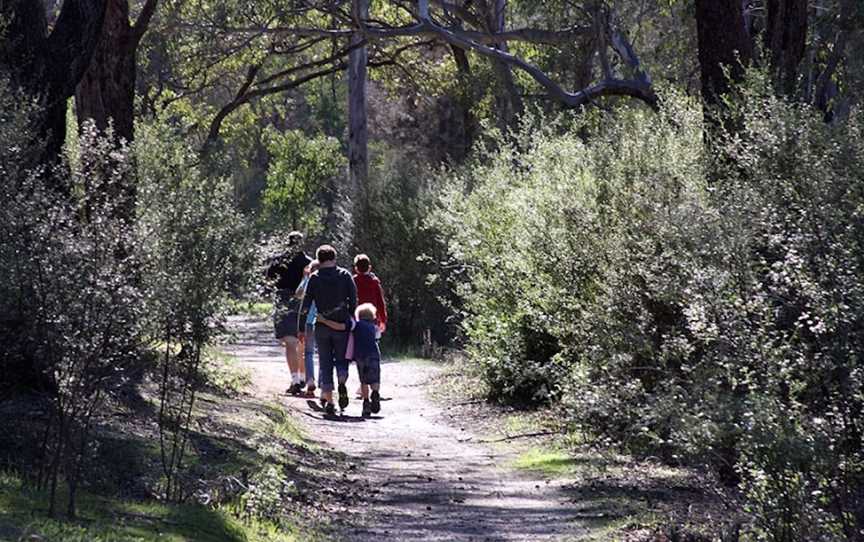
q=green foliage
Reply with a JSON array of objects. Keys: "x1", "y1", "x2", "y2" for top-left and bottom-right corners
[
  {"x1": 137, "y1": 120, "x2": 253, "y2": 347},
  {"x1": 0, "y1": 85, "x2": 148, "y2": 514},
  {"x1": 260, "y1": 129, "x2": 344, "y2": 233},
  {"x1": 432, "y1": 80, "x2": 864, "y2": 538},
  {"x1": 353, "y1": 142, "x2": 455, "y2": 344},
  {"x1": 0, "y1": 76, "x2": 255, "y2": 512},
  {"x1": 0, "y1": 471, "x2": 302, "y2": 542},
  {"x1": 136, "y1": 120, "x2": 254, "y2": 500}
]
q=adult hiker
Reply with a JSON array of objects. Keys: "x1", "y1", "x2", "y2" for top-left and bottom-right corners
[
  {"x1": 300, "y1": 244, "x2": 357, "y2": 415},
  {"x1": 265, "y1": 231, "x2": 312, "y2": 395}
]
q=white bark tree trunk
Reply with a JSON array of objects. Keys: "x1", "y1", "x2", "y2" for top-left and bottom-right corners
[{"x1": 348, "y1": 0, "x2": 370, "y2": 221}]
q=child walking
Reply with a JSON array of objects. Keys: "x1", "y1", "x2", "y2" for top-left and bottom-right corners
[
  {"x1": 352, "y1": 254, "x2": 387, "y2": 397},
  {"x1": 317, "y1": 303, "x2": 382, "y2": 417}
]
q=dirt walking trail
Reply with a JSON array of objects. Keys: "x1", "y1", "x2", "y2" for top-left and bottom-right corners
[{"x1": 225, "y1": 315, "x2": 589, "y2": 541}]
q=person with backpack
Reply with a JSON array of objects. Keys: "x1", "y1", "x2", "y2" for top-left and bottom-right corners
[
  {"x1": 265, "y1": 231, "x2": 312, "y2": 395},
  {"x1": 300, "y1": 244, "x2": 357, "y2": 415}
]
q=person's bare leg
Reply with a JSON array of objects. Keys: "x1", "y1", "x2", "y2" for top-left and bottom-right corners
[
  {"x1": 360, "y1": 383, "x2": 370, "y2": 400},
  {"x1": 283, "y1": 337, "x2": 303, "y2": 391},
  {"x1": 294, "y1": 339, "x2": 305, "y2": 381},
  {"x1": 280, "y1": 338, "x2": 291, "y2": 371}
]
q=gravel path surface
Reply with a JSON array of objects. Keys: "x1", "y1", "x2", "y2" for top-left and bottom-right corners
[{"x1": 224, "y1": 315, "x2": 588, "y2": 542}]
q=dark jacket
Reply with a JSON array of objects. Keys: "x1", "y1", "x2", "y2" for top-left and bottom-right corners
[
  {"x1": 301, "y1": 265, "x2": 357, "y2": 323},
  {"x1": 265, "y1": 251, "x2": 312, "y2": 293}
]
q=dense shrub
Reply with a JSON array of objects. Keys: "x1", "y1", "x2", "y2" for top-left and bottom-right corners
[
  {"x1": 352, "y1": 143, "x2": 456, "y2": 346},
  {"x1": 0, "y1": 79, "x2": 253, "y2": 511},
  {"x1": 136, "y1": 121, "x2": 254, "y2": 500},
  {"x1": 0, "y1": 99, "x2": 144, "y2": 514},
  {"x1": 431, "y1": 78, "x2": 864, "y2": 538}
]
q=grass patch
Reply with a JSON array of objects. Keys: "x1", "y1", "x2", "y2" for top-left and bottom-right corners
[
  {"x1": 513, "y1": 444, "x2": 641, "y2": 480},
  {"x1": 265, "y1": 403, "x2": 313, "y2": 450},
  {"x1": 228, "y1": 299, "x2": 274, "y2": 318},
  {"x1": 514, "y1": 448, "x2": 582, "y2": 477},
  {"x1": 0, "y1": 472, "x2": 310, "y2": 542},
  {"x1": 201, "y1": 348, "x2": 252, "y2": 396}
]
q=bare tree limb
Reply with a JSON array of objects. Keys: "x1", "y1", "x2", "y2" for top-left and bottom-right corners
[
  {"x1": 205, "y1": 64, "x2": 261, "y2": 146},
  {"x1": 132, "y1": 0, "x2": 159, "y2": 45},
  {"x1": 479, "y1": 430, "x2": 563, "y2": 443},
  {"x1": 608, "y1": 28, "x2": 651, "y2": 86},
  {"x1": 187, "y1": 23, "x2": 590, "y2": 45},
  {"x1": 404, "y1": 0, "x2": 657, "y2": 110},
  {"x1": 203, "y1": 54, "x2": 402, "y2": 148}
]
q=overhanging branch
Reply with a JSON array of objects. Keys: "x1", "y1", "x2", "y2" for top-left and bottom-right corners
[{"x1": 406, "y1": 0, "x2": 657, "y2": 110}]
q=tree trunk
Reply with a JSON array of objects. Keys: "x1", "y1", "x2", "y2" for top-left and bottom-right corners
[
  {"x1": 694, "y1": 0, "x2": 752, "y2": 104},
  {"x1": 449, "y1": 44, "x2": 476, "y2": 160},
  {"x1": 76, "y1": 0, "x2": 157, "y2": 224},
  {"x1": 348, "y1": 0, "x2": 370, "y2": 241},
  {"x1": 485, "y1": 0, "x2": 522, "y2": 129},
  {"x1": 766, "y1": 0, "x2": 808, "y2": 95},
  {"x1": 0, "y1": 0, "x2": 107, "y2": 168},
  {"x1": 75, "y1": 0, "x2": 136, "y2": 142}
]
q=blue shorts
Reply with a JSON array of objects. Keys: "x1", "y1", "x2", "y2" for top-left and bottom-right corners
[{"x1": 356, "y1": 355, "x2": 381, "y2": 385}]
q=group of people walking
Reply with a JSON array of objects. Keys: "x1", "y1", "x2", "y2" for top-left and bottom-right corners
[{"x1": 265, "y1": 232, "x2": 388, "y2": 417}]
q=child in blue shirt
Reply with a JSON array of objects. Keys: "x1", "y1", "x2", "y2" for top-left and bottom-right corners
[{"x1": 317, "y1": 302, "x2": 382, "y2": 417}]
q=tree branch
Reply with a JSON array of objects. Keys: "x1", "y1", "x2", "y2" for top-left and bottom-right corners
[
  {"x1": 205, "y1": 64, "x2": 261, "y2": 146},
  {"x1": 197, "y1": 23, "x2": 590, "y2": 45},
  {"x1": 254, "y1": 40, "x2": 368, "y2": 89},
  {"x1": 408, "y1": 0, "x2": 657, "y2": 110},
  {"x1": 132, "y1": 0, "x2": 160, "y2": 46}
]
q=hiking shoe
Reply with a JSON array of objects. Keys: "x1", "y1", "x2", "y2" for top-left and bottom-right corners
[
  {"x1": 289, "y1": 382, "x2": 304, "y2": 395},
  {"x1": 370, "y1": 390, "x2": 381, "y2": 414},
  {"x1": 362, "y1": 399, "x2": 372, "y2": 418},
  {"x1": 324, "y1": 401, "x2": 336, "y2": 416},
  {"x1": 338, "y1": 383, "x2": 349, "y2": 410},
  {"x1": 319, "y1": 396, "x2": 327, "y2": 408}
]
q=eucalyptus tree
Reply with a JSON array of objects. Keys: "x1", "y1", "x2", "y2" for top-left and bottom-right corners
[
  {"x1": 694, "y1": 0, "x2": 859, "y2": 114},
  {"x1": 152, "y1": 0, "x2": 659, "y2": 221},
  {"x1": 75, "y1": 0, "x2": 159, "y2": 143},
  {"x1": 0, "y1": 0, "x2": 106, "y2": 168}
]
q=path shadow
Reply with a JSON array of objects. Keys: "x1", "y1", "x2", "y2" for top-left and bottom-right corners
[{"x1": 305, "y1": 400, "x2": 368, "y2": 423}]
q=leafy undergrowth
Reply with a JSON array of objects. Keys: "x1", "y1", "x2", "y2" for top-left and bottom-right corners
[
  {"x1": 0, "y1": 471, "x2": 306, "y2": 542},
  {"x1": 0, "y1": 357, "x2": 352, "y2": 542}
]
